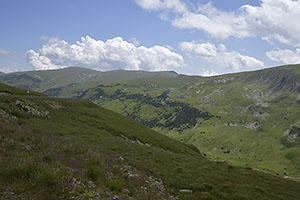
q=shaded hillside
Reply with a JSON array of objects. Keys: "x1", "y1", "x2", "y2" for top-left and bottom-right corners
[
  {"x1": 244, "y1": 65, "x2": 300, "y2": 93},
  {"x1": 80, "y1": 83, "x2": 214, "y2": 131},
  {"x1": 1, "y1": 83, "x2": 300, "y2": 199}
]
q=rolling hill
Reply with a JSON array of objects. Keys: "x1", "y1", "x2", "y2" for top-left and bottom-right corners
[
  {"x1": 78, "y1": 64, "x2": 300, "y2": 179},
  {"x1": 1, "y1": 64, "x2": 300, "y2": 181},
  {"x1": 0, "y1": 67, "x2": 178, "y2": 98},
  {"x1": 1, "y1": 83, "x2": 300, "y2": 199}
]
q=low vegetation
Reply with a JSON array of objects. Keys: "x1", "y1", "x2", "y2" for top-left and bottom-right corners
[{"x1": 0, "y1": 83, "x2": 300, "y2": 199}]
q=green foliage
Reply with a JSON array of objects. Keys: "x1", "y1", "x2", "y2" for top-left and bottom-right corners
[
  {"x1": 1, "y1": 75, "x2": 300, "y2": 199},
  {"x1": 86, "y1": 161, "x2": 104, "y2": 183},
  {"x1": 75, "y1": 64, "x2": 300, "y2": 179},
  {"x1": 1, "y1": 161, "x2": 40, "y2": 182},
  {"x1": 0, "y1": 82, "x2": 45, "y2": 96}
]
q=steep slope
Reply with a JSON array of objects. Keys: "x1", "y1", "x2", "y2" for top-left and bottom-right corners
[
  {"x1": 1, "y1": 84, "x2": 300, "y2": 199},
  {"x1": 80, "y1": 64, "x2": 300, "y2": 179}
]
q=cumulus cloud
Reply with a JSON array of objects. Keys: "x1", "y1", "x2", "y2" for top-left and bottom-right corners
[
  {"x1": 172, "y1": 3, "x2": 249, "y2": 40},
  {"x1": 179, "y1": 41, "x2": 264, "y2": 71},
  {"x1": 26, "y1": 36, "x2": 184, "y2": 71},
  {"x1": 136, "y1": 0, "x2": 300, "y2": 46},
  {"x1": 266, "y1": 48, "x2": 300, "y2": 64},
  {"x1": 128, "y1": 37, "x2": 140, "y2": 46},
  {"x1": 0, "y1": 48, "x2": 11, "y2": 55}
]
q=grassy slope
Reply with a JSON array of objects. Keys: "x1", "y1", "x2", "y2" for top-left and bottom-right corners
[
  {"x1": 0, "y1": 82, "x2": 46, "y2": 96},
  {"x1": 0, "y1": 67, "x2": 178, "y2": 98},
  {"x1": 1, "y1": 84, "x2": 300, "y2": 199},
  {"x1": 79, "y1": 64, "x2": 300, "y2": 179}
]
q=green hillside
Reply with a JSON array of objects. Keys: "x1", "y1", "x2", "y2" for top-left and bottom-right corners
[
  {"x1": 0, "y1": 67, "x2": 178, "y2": 98},
  {"x1": 1, "y1": 83, "x2": 300, "y2": 199},
  {"x1": 0, "y1": 82, "x2": 46, "y2": 96},
  {"x1": 2, "y1": 64, "x2": 300, "y2": 180},
  {"x1": 78, "y1": 64, "x2": 300, "y2": 179}
]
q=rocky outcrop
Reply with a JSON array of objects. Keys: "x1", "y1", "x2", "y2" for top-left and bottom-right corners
[{"x1": 15, "y1": 99, "x2": 49, "y2": 117}]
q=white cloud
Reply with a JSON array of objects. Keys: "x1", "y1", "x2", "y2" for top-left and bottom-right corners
[
  {"x1": 179, "y1": 41, "x2": 264, "y2": 71},
  {"x1": 0, "y1": 48, "x2": 11, "y2": 55},
  {"x1": 0, "y1": 64, "x2": 21, "y2": 73},
  {"x1": 242, "y1": 0, "x2": 300, "y2": 46},
  {"x1": 172, "y1": 3, "x2": 249, "y2": 40},
  {"x1": 266, "y1": 48, "x2": 300, "y2": 64},
  {"x1": 200, "y1": 69, "x2": 219, "y2": 77},
  {"x1": 26, "y1": 36, "x2": 184, "y2": 71},
  {"x1": 136, "y1": 0, "x2": 300, "y2": 46},
  {"x1": 128, "y1": 37, "x2": 140, "y2": 46},
  {"x1": 135, "y1": 0, "x2": 187, "y2": 13}
]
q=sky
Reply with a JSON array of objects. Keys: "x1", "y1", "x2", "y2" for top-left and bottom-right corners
[{"x1": 1, "y1": 0, "x2": 300, "y2": 76}]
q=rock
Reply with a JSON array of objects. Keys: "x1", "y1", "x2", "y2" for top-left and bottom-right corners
[
  {"x1": 196, "y1": 89, "x2": 206, "y2": 95},
  {"x1": 245, "y1": 122, "x2": 261, "y2": 130},
  {"x1": 213, "y1": 88, "x2": 225, "y2": 95},
  {"x1": 179, "y1": 189, "x2": 193, "y2": 193},
  {"x1": 214, "y1": 77, "x2": 235, "y2": 84},
  {"x1": 15, "y1": 99, "x2": 49, "y2": 117},
  {"x1": 200, "y1": 95, "x2": 214, "y2": 103},
  {"x1": 0, "y1": 108, "x2": 17, "y2": 122},
  {"x1": 284, "y1": 126, "x2": 300, "y2": 143},
  {"x1": 224, "y1": 123, "x2": 238, "y2": 127}
]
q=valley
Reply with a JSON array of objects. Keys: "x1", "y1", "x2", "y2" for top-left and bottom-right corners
[
  {"x1": 2, "y1": 83, "x2": 300, "y2": 199},
  {"x1": 1, "y1": 64, "x2": 300, "y2": 181}
]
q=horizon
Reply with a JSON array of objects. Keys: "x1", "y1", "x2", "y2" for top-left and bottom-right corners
[
  {"x1": 1, "y1": 63, "x2": 298, "y2": 78},
  {"x1": 1, "y1": 0, "x2": 300, "y2": 76}
]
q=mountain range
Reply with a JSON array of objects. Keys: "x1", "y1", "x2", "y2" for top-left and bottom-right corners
[
  {"x1": 1, "y1": 64, "x2": 300, "y2": 181},
  {"x1": 1, "y1": 80, "x2": 300, "y2": 199}
]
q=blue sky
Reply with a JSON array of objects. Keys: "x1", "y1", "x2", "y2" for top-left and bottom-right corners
[{"x1": 1, "y1": 0, "x2": 300, "y2": 75}]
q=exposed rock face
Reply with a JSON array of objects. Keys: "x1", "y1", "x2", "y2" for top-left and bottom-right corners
[
  {"x1": 245, "y1": 90, "x2": 266, "y2": 101},
  {"x1": 200, "y1": 95, "x2": 214, "y2": 103},
  {"x1": 15, "y1": 99, "x2": 49, "y2": 117},
  {"x1": 245, "y1": 68, "x2": 300, "y2": 94},
  {"x1": 213, "y1": 77, "x2": 235, "y2": 84},
  {"x1": 284, "y1": 126, "x2": 300, "y2": 143},
  {"x1": 243, "y1": 105, "x2": 269, "y2": 119},
  {"x1": 0, "y1": 108, "x2": 17, "y2": 122},
  {"x1": 213, "y1": 88, "x2": 225, "y2": 95},
  {"x1": 245, "y1": 122, "x2": 261, "y2": 130}
]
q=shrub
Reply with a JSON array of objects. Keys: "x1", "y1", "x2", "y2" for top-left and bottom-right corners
[
  {"x1": 86, "y1": 162, "x2": 103, "y2": 183},
  {"x1": 1, "y1": 161, "x2": 40, "y2": 183},
  {"x1": 38, "y1": 168, "x2": 58, "y2": 187}
]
